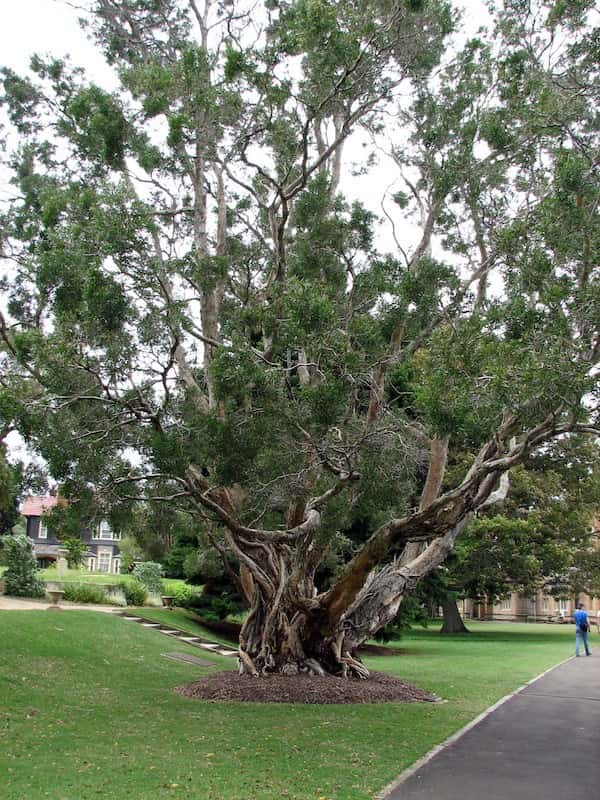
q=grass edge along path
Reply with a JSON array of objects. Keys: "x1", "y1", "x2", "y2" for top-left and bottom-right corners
[{"x1": 0, "y1": 614, "x2": 576, "y2": 800}]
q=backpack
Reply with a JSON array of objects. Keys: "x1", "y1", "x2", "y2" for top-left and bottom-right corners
[{"x1": 580, "y1": 621, "x2": 589, "y2": 633}]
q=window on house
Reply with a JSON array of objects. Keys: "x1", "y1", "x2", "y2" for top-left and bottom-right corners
[
  {"x1": 542, "y1": 596, "x2": 549, "y2": 611},
  {"x1": 500, "y1": 597, "x2": 512, "y2": 611},
  {"x1": 112, "y1": 558, "x2": 121, "y2": 574},
  {"x1": 97, "y1": 550, "x2": 112, "y2": 573},
  {"x1": 93, "y1": 520, "x2": 117, "y2": 540},
  {"x1": 558, "y1": 599, "x2": 568, "y2": 612},
  {"x1": 39, "y1": 520, "x2": 48, "y2": 539},
  {"x1": 87, "y1": 557, "x2": 96, "y2": 572}
]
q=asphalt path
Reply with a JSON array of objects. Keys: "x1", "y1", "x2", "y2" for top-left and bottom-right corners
[{"x1": 383, "y1": 648, "x2": 599, "y2": 800}]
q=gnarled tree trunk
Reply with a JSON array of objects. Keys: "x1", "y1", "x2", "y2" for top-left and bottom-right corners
[{"x1": 187, "y1": 411, "x2": 583, "y2": 679}]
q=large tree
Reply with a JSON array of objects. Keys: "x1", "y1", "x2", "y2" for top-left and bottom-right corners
[
  {"x1": 435, "y1": 437, "x2": 600, "y2": 632},
  {"x1": 0, "y1": 0, "x2": 598, "y2": 677}
]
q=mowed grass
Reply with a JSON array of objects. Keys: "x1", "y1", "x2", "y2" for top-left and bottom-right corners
[
  {"x1": 36, "y1": 567, "x2": 190, "y2": 594},
  {"x1": 0, "y1": 613, "x2": 576, "y2": 800}
]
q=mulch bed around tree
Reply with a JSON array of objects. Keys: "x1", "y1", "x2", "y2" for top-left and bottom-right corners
[{"x1": 175, "y1": 670, "x2": 439, "y2": 704}]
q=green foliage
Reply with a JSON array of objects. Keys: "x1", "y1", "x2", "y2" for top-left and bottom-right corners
[
  {"x1": 132, "y1": 561, "x2": 164, "y2": 595},
  {"x1": 63, "y1": 538, "x2": 85, "y2": 569},
  {"x1": 2, "y1": 534, "x2": 45, "y2": 598},
  {"x1": 118, "y1": 535, "x2": 145, "y2": 573},
  {"x1": 166, "y1": 582, "x2": 198, "y2": 608},
  {"x1": 61, "y1": 582, "x2": 107, "y2": 604},
  {"x1": 60, "y1": 86, "x2": 129, "y2": 168},
  {"x1": 439, "y1": 437, "x2": 600, "y2": 603},
  {"x1": 194, "y1": 577, "x2": 244, "y2": 622},
  {"x1": 118, "y1": 579, "x2": 148, "y2": 606},
  {"x1": 0, "y1": 452, "x2": 20, "y2": 535},
  {"x1": 182, "y1": 545, "x2": 244, "y2": 619}
]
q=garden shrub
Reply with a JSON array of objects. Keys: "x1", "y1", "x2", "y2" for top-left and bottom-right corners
[
  {"x1": 118, "y1": 580, "x2": 147, "y2": 606},
  {"x1": 167, "y1": 582, "x2": 198, "y2": 608},
  {"x1": 132, "y1": 561, "x2": 164, "y2": 594},
  {"x1": 2, "y1": 534, "x2": 45, "y2": 598},
  {"x1": 62, "y1": 583, "x2": 107, "y2": 604},
  {"x1": 191, "y1": 577, "x2": 244, "y2": 621}
]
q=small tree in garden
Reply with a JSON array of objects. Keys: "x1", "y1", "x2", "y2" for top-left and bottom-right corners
[
  {"x1": 63, "y1": 537, "x2": 86, "y2": 569},
  {"x1": 132, "y1": 561, "x2": 164, "y2": 595},
  {"x1": 2, "y1": 534, "x2": 45, "y2": 598},
  {"x1": 118, "y1": 535, "x2": 145, "y2": 573}
]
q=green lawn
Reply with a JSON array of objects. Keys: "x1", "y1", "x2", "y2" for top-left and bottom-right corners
[
  {"x1": 0, "y1": 614, "x2": 575, "y2": 800},
  {"x1": 35, "y1": 567, "x2": 189, "y2": 593}
]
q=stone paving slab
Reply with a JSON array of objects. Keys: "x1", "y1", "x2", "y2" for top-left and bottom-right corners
[
  {"x1": 162, "y1": 651, "x2": 216, "y2": 668},
  {"x1": 119, "y1": 612, "x2": 238, "y2": 658}
]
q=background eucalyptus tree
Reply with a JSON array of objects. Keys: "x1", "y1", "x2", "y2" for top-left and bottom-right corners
[{"x1": 1, "y1": 0, "x2": 598, "y2": 677}]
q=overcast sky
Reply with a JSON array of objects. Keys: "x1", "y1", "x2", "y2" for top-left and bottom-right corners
[
  {"x1": 0, "y1": 0, "x2": 490, "y2": 85},
  {"x1": 0, "y1": 1, "x2": 114, "y2": 84}
]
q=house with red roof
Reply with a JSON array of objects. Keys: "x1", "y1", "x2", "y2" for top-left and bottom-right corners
[{"x1": 22, "y1": 495, "x2": 122, "y2": 573}]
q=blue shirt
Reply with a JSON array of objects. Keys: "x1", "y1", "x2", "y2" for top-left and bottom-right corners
[{"x1": 574, "y1": 609, "x2": 588, "y2": 631}]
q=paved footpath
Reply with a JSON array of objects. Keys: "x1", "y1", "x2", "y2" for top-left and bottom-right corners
[
  {"x1": 383, "y1": 650, "x2": 599, "y2": 800},
  {"x1": 0, "y1": 595, "x2": 119, "y2": 613}
]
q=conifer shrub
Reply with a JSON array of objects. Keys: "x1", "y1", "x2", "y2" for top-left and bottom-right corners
[{"x1": 2, "y1": 534, "x2": 45, "y2": 598}]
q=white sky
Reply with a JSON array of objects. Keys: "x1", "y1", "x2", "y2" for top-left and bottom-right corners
[
  {"x1": 0, "y1": 0, "x2": 490, "y2": 75},
  {"x1": 0, "y1": 0, "x2": 115, "y2": 86}
]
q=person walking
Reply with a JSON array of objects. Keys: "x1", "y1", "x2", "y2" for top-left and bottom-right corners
[{"x1": 574, "y1": 603, "x2": 591, "y2": 657}]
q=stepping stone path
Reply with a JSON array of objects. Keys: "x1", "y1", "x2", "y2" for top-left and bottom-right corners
[
  {"x1": 119, "y1": 614, "x2": 238, "y2": 659},
  {"x1": 162, "y1": 652, "x2": 216, "y2": 668}
]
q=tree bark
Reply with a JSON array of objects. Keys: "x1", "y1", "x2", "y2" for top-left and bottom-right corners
[{"x1": 440, "y1": 598, "x2": 470, "y2": 634}]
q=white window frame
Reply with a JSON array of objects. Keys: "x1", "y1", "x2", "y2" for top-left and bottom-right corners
[
  {"x1": 94, "y1": 520, "x2": 112, "y2": 540},
  {"x1": 39, "y1": 519, "x2": 48, "y2": 539},
  {"x1": 500, "y1": 596, "x2": 512, "y2": 611},
  {"x1": 112, "y1": 558, "x2": 121, "y2": 574},
  {"x1": 558, "y1": 598, "x2": 568, "y2": 612},
  {"x1": 87, "y1": 557, "x2": 96, "y2": 572},
  {"x1": 97, "y1": 548, "x2": 112, "y2": 573},
  {"x1": 541, "y1": 595, "x2": 549, "y2": 611},
  {"x1": 92, "y1": 520, "x2": 122, "y2": 541}
]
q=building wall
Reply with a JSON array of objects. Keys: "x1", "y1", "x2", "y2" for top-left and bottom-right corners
[
  {"x1": 26, "y1": 515, "x2": 60, "y2": 545},
  {"x1": 459, "y1": 591, "x2": 600, "y2": 623}
]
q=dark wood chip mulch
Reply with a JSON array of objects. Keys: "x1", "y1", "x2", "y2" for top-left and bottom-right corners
[{"x1": 175, "y1": 670, "x2": 438, "y2": 704}]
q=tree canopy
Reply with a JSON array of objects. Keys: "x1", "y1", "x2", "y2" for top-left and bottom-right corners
[
  {"x1": 431, "y1": 436, "x2": 600, "y2": 632},
  {"x1": 1, "y1": 0, "x2": 598, "y2": 677}
]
